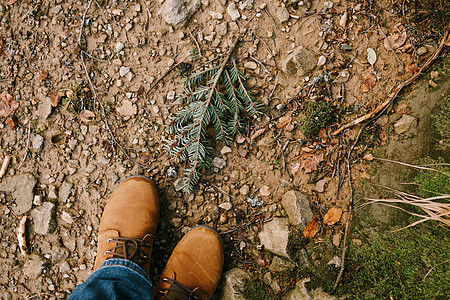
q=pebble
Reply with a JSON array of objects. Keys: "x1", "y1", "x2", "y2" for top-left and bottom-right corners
[
  {"x1": 227, "y1": 2, "x2": 241, "y2": 21},
  {"x1": 219, "y1": 202, "x2": 232, "y2": 210},
  {"x1": 216, "y1": 22, "x2": 228, "y2": 36},
  {"x1": 239, "y1": 185, "x2": 250, "y2": 196},
  {"x1": 229, "y1": 21, "x2": 239, "y2": 31},
  {"x1": 61, "y1": 211, "x2": 74, "y2": 224},
  {"x1": 209, "y1": 11, "x2": 223, "y2": 20},
  {"x1": 125, "y1": 23, "x2": 133, "y2": 31},
  {"x1": 417, "y1": 46, "x2": 428, "y2": 56},
  {"x1": 260, "y1": 185, "x2": 271, "y2": 196},
  {"x1": 236, "y1": 135, "x2": 246, "y2": 144},
  {"x1": 317, "y1": 55, "x2": 327, "y2": 67},
  {"x1": 244, "y1": 61, "x2": 258, "y2": 69},
  {"x1": 115, "y1": 42, "x2": 125, "y2": 52},
  {"x1": 119, "y1": 66, "x2": 131, "y2": 77},
  {"x1": 324, "y1": 1, "x2": 334, "y2": 8},
  {"x1": 220, "y1": 146, "x2": 232, "y2": 155},
  {"x1": 276, "y1": 6, "x2": 290, "y2": 23},
  {"x1": 212, "y1": 157, "x2": 226, "y2": 169},
  {"x1": 167, "y1": 91, "x2": 176, "y2": 100},
  {"x1": 31, "y1": 134, "x2": 44, "y2": 152}
]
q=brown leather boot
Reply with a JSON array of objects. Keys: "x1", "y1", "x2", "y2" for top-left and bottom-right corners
[
  {"x1": 93, "y1": 175, "x2": 159, "y2": 274},
  {"x1": 155, "y1": 226, "x2": 224, "y2": 299}
]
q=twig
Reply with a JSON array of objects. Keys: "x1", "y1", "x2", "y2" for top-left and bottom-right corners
[
  {"x1": 17, "y1": 215, "x2": 29, "y2": 255},
  {"x1": 422, "y1": 259, "x2": 450, "y2": 281},
  {"x1": 264, "y1": 7, "x2": 279, "y2": 29},
  {"x1": 78, "y1": 0, "x2": 94, "y2": 46},
  {"x1": 0, "y1": 155, "x2": 11, "y2": 178},
  {"x1": 212, "y1": 184, "x2": 235, "y2": 199},
  {"x1": 332, "y1": 27, "x2": 449, "y2": 135},
  {"x1": 249, "y1": 55, "x2": 273, "y2": 79},
  {"x1": 268, "y1": 82, "x2": 278, "y2": 101},
  {"x1": 378, "y1": 24, "x2": 405, "y2": 69},
  {"x1": 17, "y1": 123, "x2": 31, "y2": 169},
  {"x1": 373, "y1": 157, "x2": 444, "y2": 173},
  {"x1": 145, "y1": 55, "x2": 189, "y2": 96},
  {"x1": 187, "y1": 27, "x2": 202, "y2": 57}
]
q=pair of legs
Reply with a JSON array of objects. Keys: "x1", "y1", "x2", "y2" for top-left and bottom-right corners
[{"x1": 69, "y1": 176, "x2": 224, "y2": 299}]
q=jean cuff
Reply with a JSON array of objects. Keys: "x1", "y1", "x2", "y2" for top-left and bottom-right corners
[{"x1": 99, "y1": 258, "x2": 151, "y2": 284}]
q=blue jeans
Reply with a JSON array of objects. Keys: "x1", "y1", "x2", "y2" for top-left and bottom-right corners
[{"x1": 68, "y1": 259, "x2": 153, "y2": 299}]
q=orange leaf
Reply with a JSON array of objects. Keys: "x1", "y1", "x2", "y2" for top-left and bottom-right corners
[
  {"x1": 405, "y1": 64, "x2": 419, "y2": 74},
  {"x1": 384, "y1": 23, "x2": 407, "y2": 50},
  {"x1": 323, "y1": 207, "x2": 343, "y2": 226},
  {"x1": 5, "y1": 117, "x2": 16, "y2": 128},
  {"x1": 79, "y1": 110, "x2": 95, "y2": 122},
  {"x1": 303, "y1": 216, "x2": 320, "y2": 239},
  {"x1": 302, "y1": 152, "x2": 324, "y2": 173},
  {"x1": 0, "y1": 93, "x2": 19, "y2": 117},
  {"x1": 49, "y1": 92, "x2": 62, "y2": 107},
  {"x1": 276, "y1": 116, "x2": 292, "y2": 129},
  {"x1": 361, "y1": 73, "x2": 377, "y2": 92}
]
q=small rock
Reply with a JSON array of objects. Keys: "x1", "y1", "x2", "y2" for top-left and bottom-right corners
[
  {"x1": 332, "y1": 234, "x2": 341, "y2": 247},
  {"x1": 160, "y1": 0, "x2": 201, "y2": 26},
  {"x1": 23, "y1": 255, "x2": 44, "y2": 279},
  {"x1": 216, "y1": 22, "x2": 228, "y2": 36},
  {"x1": 0, "y1": 174, "x2": 36, "y2": 214},
  {"x1": 59, "y1": 261, "x2": 71, "y2": 273},
  {"x1": 124, "y1": 23, "x2": 133, "y2": 31},
  {"x1": 260, "y1": 185, "x2": 271, "y2": 196},
  {"x1": 229, "y1": 21, "x2": 239, "y2": 31},
  {"x1": 116, "y1": 100, "x2": 137, "y2": 116},
  {"x1": 174, "y1": 178, "x2": 185, "y2": 192},
  {"x1": 281, "y1": 190, "x2": 313, "y2": 229},
  {"x1": 170, "y1": 217, "x2": 182, "y2": 227},
  {"x1": 227, "y1": 2, "x2": 240, "y2": 21},
  {"x1": 220, "y1": 146, "x2": 232, "y2": 155},
  {"x1": 31, "y1": 202, "x2": 56, "y2": 235},
  {"x1": 276, "y1": 6, "x2": 290, "y2": 23},
  {"x1": 61, "y1": 211, "x2": 74, "y2": 224},
  {"x1": 167, "y1": 91, "x2": 176, "y2": 100},
  {"x1": 37, "y1": 96, "x2": 52, "y2": 119},
  {"x1": 119, "y1": 66, "x2": 131, "y2": 77},
  {"x1": 317, "y1": 55, "x2": 327, "y2": 67},
  {"x1": 352, "y1": 238, "x2": 362, "y2": 246},
  {"x1": 31, "y1": 134, "x2": 44, "y2": 152},
  {"x1": 48, "y1": 185, "x2": 58, "y2": 199},
  {"x1": 33, "y1": 195, "x2": 42, "y2": 206},
  {"x1": 269, "y1": 256, "x2": 296, "y2": 272},
  {"x1": 258, "y1": 217, "x2": 290, "y2": 258},
  {"x1": 219, "y1": 202, "x2": 232, "y2": 210},
  {"x1": 327, "y1": 256, "x2": 342, "y2": 268},
  {"x1": 115, "y1": 42, "x2": 125, "y2": 52},
  {"x1": 315, "y1": 179, "x2": 328, "y2": 192},
  {"x1": 209, "y1": 11, "x2": 223, "y2": 20},
  {"x1": 54, "y1": 5, "x2": 63, "y2": 14},
  {"x1": 263, "y1": 272, "x2": 281, "y2": 293},
  {"x1": 282, "y1": 47, "x2": 317, "y2": 76},
  {"x1": 239, "y1": 184, "x2": 249, "y2": 196},
  {"x1": 239, "y1": 0, "x2": 254, "y2": 10},
  {"x1": 218, "y1": 268, "x2": 251, "y2": 299},
  {"x1": 244, "y1": 61, "x2": 258, "y2": 69},
  {"x1": 324, "y1": 1, "x2": 334, "y2": 8},
  {"x1": 417, "y1": 46, "x2": 428, "y2": 56},
  {"x1": 236, "y1": 135, "x2": 246, "y2": 144},
  {"x1": 394, "y1": 114, "x2": 416, "y2": 134},
  {"x1": 59, "y1": 181, "x2": 73, "y2": 202},
  {"x1": 282, "y1": 278, "x2": 312, "y2": 300},
  {"x1": 212, "y1": 157, "x2": 226, "y2": 169}
]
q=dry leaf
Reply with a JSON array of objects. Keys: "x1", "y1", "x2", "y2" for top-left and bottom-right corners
[
  {"x1": 79, "y1": 110, "x2": 95, "y2": 122},
  {"x1": 323, "y1": 207, "x2": 343, "y2": 226},
  {"x1": 139, "y1": 152, "x2": 152, "y2": 165},
  {"x1": 302, "y1": 152, "x2": 324, "y2": 173},
  {"x1": 6, "y1": 0, "x2": 19, "y2": 5},
  {"x1": 250, "y1": 127, "x2": 267, "y2": 142},
  {"x1": 384, "y1": 24, "x2": 407, "y2": 50},
  {"x1": 277, "y1": 116, "x2": 292, "y2": 129},
  {"x1": 405, "y1": 63, "x2": 419, "y2": 74},
  {"x1": 363, "y1": 153, "x2": 374, "y2": 160},
  {"x1": 303, "y1": 216, "x2": 320, "y2": 239},
  {"x1": 367, "y1": 48, "x2": 377, "y2": 66},
  {"x1": 0, "y1": 39, "x2": 8, "y2": 57},
  {"x1": 0, "y1": 93, "x2": 19, "y2": 117},
  {"x1": 361, "y1": 73, "x2": 377, "y2": 92},
  {"x1": 116, "y1": 100, "x2": 137, "y2": 116},
  {"x1": 315, "y1": 179, "x2": 328, "y2": 193},
  {"x1": 49, "y1": 92, "x2": 62, "y2": 107},
  {"x1": 301, "y1": 146, "x2": 315, "y2": 153},
  {"x1": 37, "y1": 70, "x2": 49, "y2": 83},
  {"x1": 319, "y1": 128, "x2": 327, "y2": 138},
  {"x1": 5, "y1": 117, "x2": 16, "y2": 128}
]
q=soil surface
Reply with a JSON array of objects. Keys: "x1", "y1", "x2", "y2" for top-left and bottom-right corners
[{"x1": 0, "y1": 0, "x2": 447, "y2": 299}]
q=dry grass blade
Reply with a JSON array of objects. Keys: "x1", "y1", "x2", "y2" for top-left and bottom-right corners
[{"x1": 364, "y1": 192, "x2": 450, "y2": 230}]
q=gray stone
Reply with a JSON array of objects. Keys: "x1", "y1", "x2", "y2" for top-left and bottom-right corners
[
  {"x1": 269, "y1": 256, "x2": 296, "y2": 272},
  {"x1": 276, "y1": 6, "x2": 290, "y2": 23},
  {"x1": 59, "y1": 261, "x2": 71, "y2": 273},
  {"x1": 282, "y1": 279, "x2": 311, "y2": 300},
  {"x1": 0, "y1": 173, "x2": 36, "y2": 214},
  {"x1": 212, "y1": 157, "x2": 226, "y2": 169},
  {"x1": 119, "y1": 66, "x2": 131, "y2": 77},
  {"x1": 244, "y1": 61, "x2": 258, "y2": 69},
  {"x1": 51, "y1": 245, "x2": 69, "y2": 263},
  {"x1": 220, "y1": 146, "x2": 232, "y2": 155},
  {"x1": 263, "y1": 272, "x2": 281, "y2": 293},
  {"x1": 59, "y1": 181, "x2": 73, "y2": 202},
  {"x1": 61, "y1": 211, "x2": 74, "y2": 224},
  {"x1": 258, "y1": 217, "x2": 290, "y2": 258},
  {"x1": 327, "y1": 256, "x2": 342, "y2": 268},
  {"x1": 282, "y1": 47, "x2": 317, "y2": 76},
  {"x1": 218, "y1": 268, "x2": 250, "y2": 300},
  {"x1": 31, "y1": 134, "x2": 44, "y2": 152},
  {"x1": 209, "y1": 11, "x2": 223, "y2": 20},
  {"x1": 216, "y1": 22, "x2": 228, "y2": 36},
  {"x1": 23, "y1": 255, "x2": 44, "y2": 279},
  {"x1": 115, "y1": 42, "x2": 125, "y2": 52},
  {"x1": 394, "y1": 114, "x2": 416, "y2": 134},
  {"x1": 174, "y1": 178, "x2": 185, "y2": 192},
  {"x1": 159, "y1": 0, "x2": 201, "y2": 27},
  {"x1": 31, "y1": 202, "x2": 56, "y2": 235},
  {"x1": 239, "y1": 184, "x2": 249, "y2": 196},
  {"x1": 37, "y1": 96, "x2": 52, "y2": 119},
  {"x1": 281, "y1": 190, "x2": 313, "y2": 229},
  {"x1": 227, "y1": 2, "x2": 240, "y2": 21},
  {"x1": 239, "y1": 0, "x2": 254, "y2": 10},
  {"x1": 417, "y1": 46, "x2": 428, "y2": 56}
]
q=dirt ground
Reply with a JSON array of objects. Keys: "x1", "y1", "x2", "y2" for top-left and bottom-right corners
[{"x1": 0, "y1": 0, "x2": 448, "y2": 299}]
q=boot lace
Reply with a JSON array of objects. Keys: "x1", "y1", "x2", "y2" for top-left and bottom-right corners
[
  {"x1": 105, "y1": 237, "x2": 152, "y2": 267},
  {"x1": 157, "y1": 274, "x2": 209, "y2": 300}
]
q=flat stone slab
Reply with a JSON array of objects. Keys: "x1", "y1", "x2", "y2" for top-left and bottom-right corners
[{"x1": 0, "y1": 173, "x2": 36, "y2": 214}]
